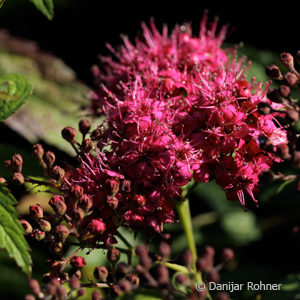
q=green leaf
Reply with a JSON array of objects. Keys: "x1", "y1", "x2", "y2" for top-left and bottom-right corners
[
  {"x1": 30, "y1": 0, "x2": 54, "y2": 20},
  {"x1": 0, "y1": 0, "x2": 5, "y2": 8},
  {"x1": 0, "y1": 74, "x2": 32, "y2": 122},
  {"x1": 0, "y1": 185, "x2": 32, "y2": 275}
]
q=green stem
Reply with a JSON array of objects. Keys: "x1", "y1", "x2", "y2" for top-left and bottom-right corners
[{"x1": 175, "y1": 198, "x2": 197, "y2": 271}]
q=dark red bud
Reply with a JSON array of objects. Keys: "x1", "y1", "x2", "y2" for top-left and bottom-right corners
[
  {"x1": 82, "y1": 139, "x2": 94, "y2": 153},
  {"x1": 135, "y1": 245, "x2": 148, "y2": 257},
  {"x1": 11, "y1": 154, "x2": 23, "y2": 172},
  {"x1": 158, "y1": 241, "x2": 171, "y2": 258},
  {"x1": 207, "y1": 270, "x2": 220, "y2": 283},
  {"x1": 280, "y1": 52, "x2": 294, "y2": 70},
  {"x1": 284, "y1": 72, "x2": 298, "y2": 86},
  {"x1": 20, "y1": 219, "x2": 33, "y2": 234},
  {"x1": 94, "y1": 266, "x2": 108, "y2": 282},
  {"x1": 90, "y1": 126, "x2": 103, "y2": 141},
  {"x1": 121, "y1": 180, "x2": 131, "y2": 192},
  {"x1": 43, "y1": 151, "x2": 55, "y2": 167},
  {"x1": 38, "y1": 219, "x2": 51, "y2": 232},
  {"x1": 25, "y1": 295, "x2": 35, "y2": 300},
  {"x1": 286, "y1": 110, "x2": 299, "y2": 123},
  {"x1": 28, "y1": 279, "x2": 41, "y2": 296},
  {"x1": 119, "y1": 279, "x2": 132, "y2": 292},
  {"x1": 12, "y1": 172, "x2": 24, "y2": 185},
  {"x1": 79, "y1": 194, "x2": 93, "y2": 211},
  {"x1": 78, "y1": 289, "x2": 86, "y2": 297},
  {"x1": 176, "y1": 274, "x2": 187, "y2": 285},
  {"x1": 196, "y1": 256, "x2": 209, "y2": 271},
  {"x1": 157, "y1": 265, "x2": 169, "y2": 286},
  {"x1": 258, "y1": 102, "x2": 273, "y2": 115},
  {"x1": 50, "y1": 166, "x2": 65, "y2": 181},
  {"x1": 32, "y1": 144, "x2": 44, "y2": 160},
  {"x1": 215, "y1": 292, "x2": 230, "y2": 300},
  {"x1": 140, "y1": 255, "x2": 152, "y2": 269},
  {"x1": 88, "y1": 219, "x2": 106, "y2": 234},
  {"x1": 55, "y1": 225, "x2": 69, "y2": 242},
  {"x1": 221, "y1": 248, "x2": 235, "y2": 262},
  {"x1": 91, "y1": 291, "x2": 102, "y2": 300},
  {"x1": 296, "y1": 50, "x2": 300, "y2": 64},
  {"x1": 266, "y1": 64, "x2": 282, "y2": 79},
  {"x1": 62, "y1": 126, "x2": 77, "y2": 143},
  {"x1": 105, "y1": 179, "x2": 119, "y2": 196},
  {"x1": 117, "y1": 262, "x2": 131, "y2": 274},
  {"x1": 276, "y1": 143, "x2": 291, "y2": 160},
  {"x1": 70, "y1": 256, "x2": 86, "y2": 268},
  {"x1": 70, "y1": 185, "x2": 84, "y2": 200},
  {"x1": 132, "y1": 194, "x2": 146, "y2": 207},
  {"x1": 73, "y1": 207, "x2": 85, "y2": 220},
  {"x1": 49, "y1": 196, "x2": 67, "y2": 215},
  {"x1": 107, "y1": 195, "x2": 118, "y2": 209},
  {"x1": 69, "y1": 276, "x2": 80, "y2": 290},
  {"x1": 107, "y1": 247, "x2": 120, "y2": 263},
  {"x1": 57, "y1": 286, "x2": 67, "y2": 298},
  {"x1": 79, "y1": 119, "x2": 91, "y2": 134},
  {"x1": 29, "y1": 204, "x2": 43, "y2": 218},
  {"x1": 279, "y1": 85, "x2": 291, "y2": 98}
]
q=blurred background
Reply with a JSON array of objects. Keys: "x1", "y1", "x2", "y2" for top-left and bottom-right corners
[{"x1": 0, "y1": 1, "x2": 300, "y2": 299}]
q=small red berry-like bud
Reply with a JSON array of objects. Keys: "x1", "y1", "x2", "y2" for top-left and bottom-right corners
[
  {"x1": 221, "y1": 248, "x2": 235, "y2": 262},
  {"x1": 55, "y1": 225, "x2": 69, "y2": 242},
  {"x1": 4, "y1": 159, "x2": 12, "y2": 171},
  {"x1": 179, "y1": 249, "x2": 194, "y2": 268},
  {"x1": 94, "y1": 266, "x2": 108, "y2": 282},
  {"x1": 82, "y1": 139, "x2": 94, "y2": 153},
  {"x1": 107, "y1": 195, "x2": 118, "y2": 209},
  {"x1": 105, "y1": 179, "x2": 120, "y2": 196},
  {"x1": 276, "y1": 143, "x2": 291, "y2": 160},
  {"x1": 78, "y1": 289, "x2": 86, "y2": 297},
  {"x1": 50, "y1": 166, "x2": 65, "y2": 181},
  {"x1": 267, "y1": 89, "x2": 282, "y2": 102},
  {"x1": 215, "y1": 292, "x2": 230, "y2": 300},
  {"x1": 11, "y1": 154, "x2": 23, "y2": 172},
  {"x1": 121, "y1": 180, "x2": 131, "y2": 192},
  {"x1": 91, "y1": 291, "x2": 102, "y2": 300},
  {"x1": 132, "y1": 194, "x2": 146, "y2": 207},
  {"x1": 266, "y1": 64, "x2": 282, "y2": 79},
  {"x1": 196, "y1": 256, "x2": 209, "y2": 271},
  {"x1": 117, "y1": 262, "x2": 131, "y2": 274},
  {"x1": 70, "y1": 185, "x2": 84, "y2": 200},
  {"x1": 279, "y1": 85, "x2": 291, "y2": 98},
  {"x1": 38, "y1": 219, "x2": 51, "y2": 232},
  {"x1": 280, "y1": 52, "x2": 294, "y2": 70},
  {"x1": 32, "y1": 144, "x2": 44, "y2": 160},
  {"x1": 107, "y1": 247, "x2": 121, "y2": 263},
  {"x1": 79, "y1": 119, "x2": 91, "y2": 134},
  {"x1": 57, "y1": 286, "x2": 67, "y2": 298},
  {"x1": 127, "y1": 273, "x2": 140, "y2": 286},
  {"x1": 69, "y1": 276, "x2": 80, "y2": 290},
  {"x1": 45, "y1": 283, "x2": 57, "y2": 295},
  {"x1": 119, "y1": 279, "x2": 132, "y2": 293},
  {"x1": 257, "y1": 102, "x2": 272, "y2": 115},
  {"x1": 25, "y1": 294, "x2": 35, "y2": 300},
  {"x1": 29, "y1": 204, "x2": 43, "y2": 218},
  {"x1": 49, "y1": 195, "x2": 67, "y2": 215},
  {"x1": 20, "y1": 219, "x2": 33, "y2": 234},
  {"x1": 284, "y1": 72, "x2": 298, "y2": 86},
  {"x1": 34, "y1": 229, "x2": 45, "y2": 241},
  {"x1": 28, "y1": 279, "x2": 41, "y2": 296},
  {"x1": 12, "y1": 172, "x2": 24, "y2": 185},
  {"x1": 73, "y1": 207, "x2": 85, "y2": 220},
  {"x1": 286, "y1": 110, "x2": 299, "y2": 123},
  {"x1": 90, "y1": 126, "x2": 103, "y2": 141},
  {"x1": 43, "y1": 151, "x2": 55, "y2": 167},
  {"x1": 135, "y1": 245, "x2": 148, "y2": 257},
  {"x1": 176, "y1": 273, "x2": 187, "y2": 285},
  {"x1": 62, "y1": 126, "x2": 77, "y2": 143},
  {"x1": 79, "y1": 194, "x2": 93, "y2": 211},
  {"x1": 70, "y1": 256, "x2": 86, "y2": 268},
  {"x1": 158, "y1": 241, "x2": 171, "y2": 258},
  {"x1": 293, "y1": 151, "x2": 300, "y2": 167},
  {"x1": 157, "y1": 265, "x2": 169, "y2": 286},
  {"x1": 140, "y1": 255, "x2": 152, "y2": 269},
  {"x1": 207, "y1": 270, "x2": 220, "y2": 283},
  {"x1": 50, "y1": 241, "x2": 63, "y2": 254},
  {"x1": 88, "y1": 219, "x2": 106, "y2": 234}
]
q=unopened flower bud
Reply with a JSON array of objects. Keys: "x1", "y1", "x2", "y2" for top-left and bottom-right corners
[
  {"x1": 176, "y1": 274, "x2": 187, "y2": 285},
  {"x1": 50, "y1": 241, "x2": 63, "y2": 254},
  {"x1": 49, "y1": 195, "x2": 67, "y2": 215},
  {"x1": 32, "y1": 144, "x2": 44, "y2": 160},
  {"x1": 50, "y1": 166, "x2": 65, "y2": 181},
  {"x1": 207, "y1": 270, "x2": 220, "y2": 283},
  {"x1": 11, "y1": 154, "x2": 23, "y2": 172},
  {"x1": 38, "y1": 219, "x2": 51, "y2": 232},
  {"x1": 196, "y1": 256, "x2": 209, "y2": 271},
  {"x1": 57, "y1": 286, "x2": 67, "y2": 298},
  {"x1": 55, "y1": 225, "x2": 69, "y2": 242},
  {"x1": 69, "y1": 276, "x2": 80, "y2": 290},
  {"x1": 28, "y1": 279, "x2": 41, "y2": 296},
  {"x1": 94, "y1": 266, "x2": 108, "y2": 282},
  {"x1": 276, "y1": 143, "x2": 291, "y2": 160},
  {"x1": 20, "y1": 219, "x2": 33, "y2": 234},
  {"x1": 158, "y1": 241, "x2": 171, "y2": 258},
  {"x1": 135, "y1": 245, "x2": 148, "y2": 257},
  {"x1": 119, "y1": 279, "x2": 132, "y2": 293},
  {"x1": 90, "y1": 126, "x2": 103, "y2": 141},
  {"x1": 70, "y1": 185, "x2": 84, "y2": 200},
  {"x1": 266, "y1": 64, "x2": 282, "y2": 79},
  {"x1": 117, "y1": 262, "x2": 131, "y2": 274},
  {"x1": 91, "y1": 291, "x2": 102, "y2": 300},
  {"x1": 4, "y1": 160, "x2": 12, "y2": 171},
  {"x1": 70, "y1": 256, "x2": 86, "y2": 268},
  {"x1": 279, "y1": 85, "x2": 291, "y2": 98},
  {"x1": 46, "y1": 283, "x2": 57, "y2": 295},
  {"x1": 29, "y1": 204, "x2": 43, "y2": 219},
  {"x1": 215, "y1": 292, "x2": 230, "y2": 300},
  {"x1": 107, "y1": 195, "x2": 118, "y2": 209},
  {"x1": 157, "y1": 265, "x2": 169, "y2": 286},
  {"x1": 221, "y1": 248, "x2": 235, "y2": 262},
  {"x1": 284, "y1": 72, "x2": 298, "y2": 86},
  {"x1": 132, "y1": 194, "x2": 146, "y2": 207},
  {"x1": 12, "y1": 172, "x2": 24, "y2": 185},
  {"x1": 25, "y1": 294, "x2": 35, "y2": 300},
  {"x1": 62, "y1": 126, "x2": 77, "y2": 143},
  {"x1": 178, "y1": 249, "x2": 193, "y2": 268},
  {"x1": 73, "y1": 207, "x2": 85, "y2": 220},
  {"x1": 286, "y1": 110, "x2": 299, "y2": 123},
  {"x1": 79, "y1": 119, "x2": 91, "y2": 134},
  {"x1": 293, "y1": 151, "x2": 300, "y2": 167},
  {"x1": 34, "y1": 229, "x2": 45, "y2": 241},
  {"x1": 296, "y1": 50, "x2": 300, "y2": 64},
  {"x1": 78, "y1": 289, "x2": 85, "y2": 297},
  {"x1": 79, "y1": 194, "x2": 93, "y2": 211},
  {"x1": 127, "y1": 273, "x2": 140, "y2": 286},
  {"x1": 43, "y1": 151, "x2": 55, "y2": 167},
  {"x1": 88, "y1": 219, "x2": 106, "y2": 234},
  {"x1": 121, "y1": 180, "x2": 131, "y2": 192},
  {"x1": 105, "y1": 179, "x2": 119, "y2": 196},
  {"x1": 280, "y1": 52, "x2": 294, "y2": 70},
  {"x1": 258, "y1": 102, "x2": 272, "y2": 115},
  {"x1": 82, "y1": 139, "x2": 94, "y2": 153},
  {"x1": 267, "y1": 89, "x2": 282, "y2": 102},
  {"x1": 107, "y1": 247, "x2": 121, "y2": 263}
]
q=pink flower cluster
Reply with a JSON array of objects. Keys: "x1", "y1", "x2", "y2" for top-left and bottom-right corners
[{"x1": 65, "y1": 16, "x2": 287, "y2": 236}]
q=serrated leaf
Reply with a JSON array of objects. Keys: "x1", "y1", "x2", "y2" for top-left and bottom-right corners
[
  {"x1": 0, "y1": 74, "x2": 32, "y2": 122},
  {"x1": 30, "y1": 0, "x2": 54, "y2": 20},
  {"x1": 0, "y1": 185, "x2": 32, "y2": 275}
]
